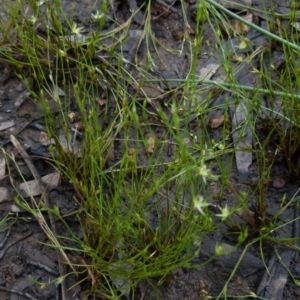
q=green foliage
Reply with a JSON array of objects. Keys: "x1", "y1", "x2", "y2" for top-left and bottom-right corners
[{"x1": 1, "y1": 0, "x2": 300, "y2": 298}]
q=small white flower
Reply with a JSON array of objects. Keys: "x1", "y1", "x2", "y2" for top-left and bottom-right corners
[
  {"x1": 70, "y1": 23, "x2": 84, "y2": 35},
  {"x1": 37, "y1": 0, "x2": 48, "y2": 6},
  {"x1": 215, "y1": 205, "x2": 231, "y2": 221},
  {"x1": 197, "y1": 164, "x2": 210, "y2": 185},
  {"x1": 92, "y1": 10, "x2": 104, "y2": 20},
  {"x1": 29, "y1": 15, "x2": 38, "y2": 24},
  {"x1": 193, "y1": 195, "x2": 210, "y2": 216}
]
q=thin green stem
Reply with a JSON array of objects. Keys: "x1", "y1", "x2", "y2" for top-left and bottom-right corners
[{"x1": 206, "y1": 0, "x2": 300, "y2": 52}]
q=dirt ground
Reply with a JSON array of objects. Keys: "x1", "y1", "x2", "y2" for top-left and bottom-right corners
[{"x1": 0, "y1": 0, "x2": 300, "y2": 299}]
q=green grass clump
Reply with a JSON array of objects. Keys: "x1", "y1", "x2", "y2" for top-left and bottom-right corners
[
  {"x1": 0, "y1": 0, "x2": 218, "y2": 297},
  {"x1": 1, "y1": 0, "x2": 300, "y2": 298}
]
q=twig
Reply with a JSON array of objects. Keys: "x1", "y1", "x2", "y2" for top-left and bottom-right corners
[
  {"x1": 206, "y1": 0, "x2": 300, "y2": 52},
  {"x1": 0, "y1": 226, "x2": 11, "y2": 248},
  {"x1": 0, "y1": 231, "x2": 32, "y2": 260},
  {"x1": 10, "y1": 135, "x2": 68, "y2": 300},
  {"x1": 81, "y1": 257, "x2": 96, "y2": 286},
  {"x1": 156, "y1": 0, "x2": 178, "y2": 13},
  {"x1": 26, "y1": 259, "x2": 59, "y2": 276},
  {"x1": 0, "y1": 285, "x2": 38, "y2": 300}
]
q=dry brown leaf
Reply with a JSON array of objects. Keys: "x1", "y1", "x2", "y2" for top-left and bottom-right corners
[
  {"x1": 272, "y1": 177, "x2": 286, "y2": 189},
  {"x1": 172, "y1": 30, "x2": 184, "y2": 41},
  {"x1": 187, "y1": 26, "x2": 195, "y2": 35},
  {"x1": 151, "y1": 2, "x2": 171, "y2": 17},
  {"x1": 39, "y1": 131, "x2": 50, "y2": 143},
  {"x1": 146, "y1": 136, "x2": 155, "y2": 153},
  {"x1": 141, "y1": 83, "x2": 164, "y2": 100},
  {"x1": 95, "y1": 97, "x2": 107, "y2": 106},
  {"x1": 208, "y1": 115, "x2": 225, "y2": 129},
  {"x1": 233, "y1": 13, "x2": 253, "y2": 35}
]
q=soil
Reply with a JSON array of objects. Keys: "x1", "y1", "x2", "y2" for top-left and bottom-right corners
[{"x1": 0, "y1": 0, "x2": 300, "y2": 299}]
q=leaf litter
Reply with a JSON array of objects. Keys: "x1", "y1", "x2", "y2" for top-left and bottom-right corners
[{"x1": 0, "y1": 0, "x2": 299, "y2": 299}]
